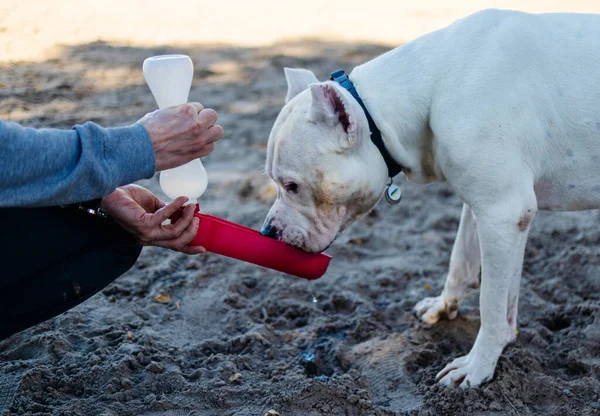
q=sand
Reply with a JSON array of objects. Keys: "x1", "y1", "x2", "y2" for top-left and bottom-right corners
[
  {"x1": 2, "y1": 0, "x2": 600, "y2": 63},
  {"x1": 1, "y1": 3, "x2": 600, "y2": 416}
]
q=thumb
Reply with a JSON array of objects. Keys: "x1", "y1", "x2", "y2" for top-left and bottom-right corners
[{"x1": 152, "y1": 197, "x2": 189, "y2": 225}]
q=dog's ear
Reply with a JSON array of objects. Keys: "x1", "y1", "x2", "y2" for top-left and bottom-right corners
[
  {"x1": 284, "y1": 68, "x2": 319, "y2": 103},
  {"x1": 309, "y1": 83, "x2": 358, "y2": 147}
]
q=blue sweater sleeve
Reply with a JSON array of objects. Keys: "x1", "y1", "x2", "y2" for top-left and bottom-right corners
[{"x1": 0, "y1": 120, "x2": 156, "y2": 207}]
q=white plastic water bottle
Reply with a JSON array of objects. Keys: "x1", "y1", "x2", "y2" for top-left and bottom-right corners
[{"x1": 143, "y1": 54, "x2": 208, "y2": 203}]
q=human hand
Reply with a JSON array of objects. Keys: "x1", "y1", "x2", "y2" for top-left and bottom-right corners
[
  {"x1": 100, "y1": 184, "x2": 206, "y2": 254},
  {"x1": 138, "y1": 102, "x2": 224, "y2": 171}
]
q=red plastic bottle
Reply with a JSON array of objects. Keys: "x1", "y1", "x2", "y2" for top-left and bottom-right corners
[{"x1": 171, "y1": 205, "x2": 331, "y2": 280}]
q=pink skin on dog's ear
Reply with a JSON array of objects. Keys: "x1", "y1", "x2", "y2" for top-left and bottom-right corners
[{"x1": 309, "y1": 83, "x2": 358, "y2": 147}]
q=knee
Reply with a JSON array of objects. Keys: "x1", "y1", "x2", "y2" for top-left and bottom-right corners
[
  {"x1": 60, "y1": 243, "x2": 142, "y2": 305},
  {"x1": 516, "y1": 207, "x2": 537, "y2": 232},
  {"x1": 476, "y1": 199, "x2": 537, "y2": 234}
]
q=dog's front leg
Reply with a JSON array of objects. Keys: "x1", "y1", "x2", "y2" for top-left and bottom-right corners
[
  {"x1": 414, "y1": 203, "x2": 480, "y2": 324},
  {"x1": 436, "y1": 195, "x2": 536, "y2": 388}
]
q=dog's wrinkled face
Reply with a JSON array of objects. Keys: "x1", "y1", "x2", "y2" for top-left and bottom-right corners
[{"x1": 261, "y1": 68, "x2": 389, "y2": 253}]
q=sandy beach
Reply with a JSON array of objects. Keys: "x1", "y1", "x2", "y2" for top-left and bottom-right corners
[{"x1": 1, "y1": 1, "x2": 600, "y2": 415}]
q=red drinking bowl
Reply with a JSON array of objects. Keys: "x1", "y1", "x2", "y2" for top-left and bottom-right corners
[{"x1": 171, "y1": 206, "x2": 331, "y2": 280}]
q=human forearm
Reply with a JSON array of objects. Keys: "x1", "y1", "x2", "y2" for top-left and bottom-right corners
[{"x1": 0, "y1": 121, "x2": 155, "y2": 207}]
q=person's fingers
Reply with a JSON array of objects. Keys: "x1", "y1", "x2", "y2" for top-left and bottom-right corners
[
  {"x1": 153, "y1": 198, "x2": 167, "y2": 213},
  {"x1": 171, "y1": 216, "x2": 200, "y2": 247},
  {"x1": 178, "y1": 245, "x2": 207, "y2": 255},
  {"x1": 196, "y1": 143, "x2": 215, "y2": 158},
  {"x1": 207, "y1": 124, "x2": 224, "y2": 142},
  {"x1": 151, "y1": 197, "x2": 188, "y2": 225},
  {"x1": 155, "y1": 217, "x2": 200, "y2": 249},
  {"x1": 196, "y1": 108, "x2": 218, "y2": 129},
  {"x1": 160, "y1": 203, "x2": 196, "y2": 238},
  {"x1": 190, "y1": 124, "x2": 223, "y2": 158},
  {"x1": 180, "y1": 102, "x2": 204, "y2": 116}
]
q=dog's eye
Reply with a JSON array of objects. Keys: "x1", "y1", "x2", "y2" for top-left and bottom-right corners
[{"x1": 284, "y1": 182, "x2": 298, "y2": 194}]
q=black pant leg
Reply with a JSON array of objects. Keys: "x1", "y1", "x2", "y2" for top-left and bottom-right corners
[
  {"x1": 0, "y1": 206, "x2": 142, "y2": 340},
  {"x1": 0, "y1": 206, "x2": 136, "y2": 288}
]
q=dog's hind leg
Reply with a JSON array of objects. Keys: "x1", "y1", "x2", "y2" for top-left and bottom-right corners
[{"x1": 413, "y1": 203, "x2": 481, "y2": 324}]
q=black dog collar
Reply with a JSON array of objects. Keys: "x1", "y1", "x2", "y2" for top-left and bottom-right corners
[{"x1": 330, "y1": 69, "x2": 403, "y2": 178}]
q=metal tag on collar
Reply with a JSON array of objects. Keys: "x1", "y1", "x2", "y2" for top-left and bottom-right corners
[{"x1": 385, "y1": 179, "x2": 402, "y2": 205}]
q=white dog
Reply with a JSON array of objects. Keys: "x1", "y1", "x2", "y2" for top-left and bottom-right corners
[{"x1": 261, "y1": 9, "x2": 600, "y2": 388}]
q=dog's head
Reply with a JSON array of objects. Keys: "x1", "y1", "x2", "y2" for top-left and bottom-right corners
[{"x1": 261, "y1": 68, "x2": 389, "y2": 253}]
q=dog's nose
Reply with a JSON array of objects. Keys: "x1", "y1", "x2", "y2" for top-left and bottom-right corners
[{"x1": 260, "y1": 222, "x2": 279, "y2": 239}]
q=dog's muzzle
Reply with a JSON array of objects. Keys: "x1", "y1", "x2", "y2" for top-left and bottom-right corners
[{"x1": 260, "y1": 221, "x2": 280, "y2": 239}]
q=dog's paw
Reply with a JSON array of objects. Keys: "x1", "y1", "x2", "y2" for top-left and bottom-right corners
[
  {"x1": 436, "y1": 357, "x2": 494, "y2": 389},
  {"x1": 435, "y1": 353, "x2": 495, "y2": 389},
  {"x1": 413, "y1": 295, "x2": 458, "y2": 325}
]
